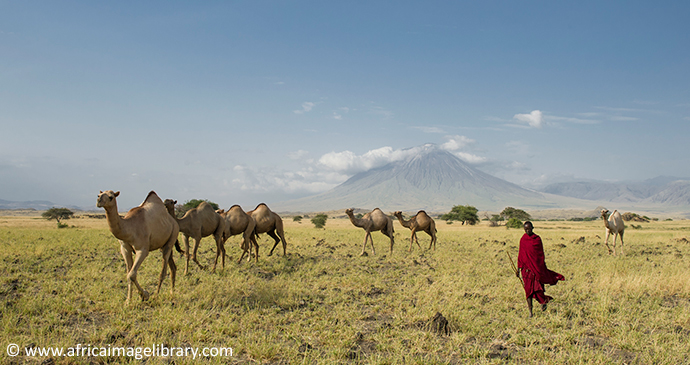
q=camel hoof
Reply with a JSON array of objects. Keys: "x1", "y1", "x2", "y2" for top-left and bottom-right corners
[
  {"x1": 141, "y1": 290, "x2": 150, "y2": 302},
  {"x1": 360, "y1": 252, "x2": 368, "y2": 257}
]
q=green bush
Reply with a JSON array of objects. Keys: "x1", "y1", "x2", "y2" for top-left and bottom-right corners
[
  {"x1": 293, "y1": 215, "x2": 303, "y2": 223},
  {"x1": 311, "y1": 214, "x2": 328, "y2": 229},
  {"x1": 505, "y1": 218, "x2": 523, "y2": 229}
]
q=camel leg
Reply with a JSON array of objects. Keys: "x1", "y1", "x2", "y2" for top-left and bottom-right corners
[
  {"x1": 604, "y1": 230, "x2": 613, "y2": 255},
  {"x1": 191, "y1": 236, "x2": 205, "y2": 270},
  {"x1": 120, "y1": 243, "x2": 135, "y2": 303},
  {"x1": 127, "y1": 248, "x2": 150, "y2": 303},
  {"x1": 619, "y1": 231, "x2": 624, "y2": 256},
  {"x1": 252, "y1": 235, "x2": 259, "y2": 263},
  {"x1": 612, "y1": 233, "x2": 618, "y2": 256},
  {"x1": 361, "y1": 232, "x2": 371, "y2": 256},
  {"x1": 387, "y1": 231, "x2": 394, "y2": 254},
  {"x1": 426, "y1": 230, "x2": 436, "y2": 250},
  {"x1": 184, "y1": 235, "x2": 191, "y2": 275},
  {"x1": 410, "y1": 228, "x2": 422, "y2": 252},
  {"x1": 237, "y1": 237, "x2": 249, "y2": 264},
  {"x1": 168, "y1": 254, "x2": 176, "y2": 295},
  {"x1": 212, "y1": 234, "x2": 225, "y2": 272},
  {"x1": 267, "y1": 230, "x2": 281, "y2": 256},
  {"x1": 158, "y1": 242, "x2": 174, "y2": 295}
]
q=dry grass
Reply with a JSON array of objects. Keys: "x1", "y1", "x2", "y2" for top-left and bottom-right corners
[{"x1": 1, "y1": 215, "x2": 689, "y2": 364}]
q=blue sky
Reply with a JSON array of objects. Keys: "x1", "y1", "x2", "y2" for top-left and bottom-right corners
[{"x1": 1, "y1": 1, "x2": 689, "y2": 210}]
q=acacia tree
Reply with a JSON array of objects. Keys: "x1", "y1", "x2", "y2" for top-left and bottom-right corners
[
  {"x1": 175, "y1": 199, "x2": 220, "y2": 218},
  {"x1": 441, "y1": 205, "x2": 479, "y2": 225},
  {"x1": 501, "y1": 207, "x2": 531, "y2": 221},
  {"x1": 42, "y1": 208, "x2": 74, "y2": 223}
]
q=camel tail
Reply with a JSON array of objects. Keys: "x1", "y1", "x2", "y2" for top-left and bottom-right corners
[{"x1": 174, "y1": 239, "x2": 184, "y2": 254}]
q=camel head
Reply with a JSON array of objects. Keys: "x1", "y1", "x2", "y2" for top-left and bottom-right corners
[
  {"x1": 345, "y1": 208, "x2": 354, "y2": 216},
  {"x1": 97, "y1": 190, "x2": 120, "y2": 209},
  {"x1": 216, "y1": 209, "x2": 225, "y2": 214},
  {"x1": 601, "y1": 209, "x2": 610, "y2": 219},
  {"x1": 163, "y1": 199, "x2": 177, "y2": 216},
  {"x1": 393, "y1": 211, "x2": 403, "y2": 218}
]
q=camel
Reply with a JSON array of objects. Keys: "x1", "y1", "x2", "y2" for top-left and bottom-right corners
[
  {"x1": 246, "y1": 203, "x2": 287, "y2": 257},
  {"x1": 163, "y1": 199, "x2": 226, "y2": 274},
  {"x1": 218, "y1": 205, "x2": 258, "y2": 263},
  {"x1": 345, "y1": 208, "x2": 395, "y2": 256},
  {"x1": 601, "y1": 209, "x2": 625, "y2": 255},
  {"x1": 393, "y1": 210, "x2": 437, "y2": 252},
  {"x1": 97, "y1": 190, "x2": 178, "y2": 304}
]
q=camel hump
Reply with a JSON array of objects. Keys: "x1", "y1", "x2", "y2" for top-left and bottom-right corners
[
  {"x1": 255, "y1": 203, "x2": 268, "y2": 209},
  {"x1": 143, "y1": 191, "x2": 162, "y2": 205}
]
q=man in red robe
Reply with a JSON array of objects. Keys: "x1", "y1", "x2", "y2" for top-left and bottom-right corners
[{"x1": 517, "y1": 221, "x2": 564, "y2": 317}]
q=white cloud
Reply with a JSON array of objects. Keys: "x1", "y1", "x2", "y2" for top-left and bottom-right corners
[
  {"x1": 513, "y1": 110, "x2": 543, "y2": 128},
  {"x1": 546, "y1": 115, "x2": 599, "y2": 125},
  {"x1": 318, "y1": 146, "x2": 422, "y2": 174},
  {"x1": 453, "y1": 151, "x2": 487, "y2": 164},
  {"x1": 609, "y1": 116, "x2": 639, "y2": 121},
  {"x1": 369, "y1": 105, "x2": 394, "y2": 119},
  {"x1": 412, "y1": 126, "x2": 446, "y2": 134},
  {"x1": 294, "y1": 102, "x2": 315, "y2": 114},
  {"x1": 288, "y1": 150, "x2": 309, "y2": 160},
  {"x1": 231, "y1": 164, "x2": 344, "y2": 194},
  {"x1": 505, "y1": 140, "x2": 530, "y2": 155},
  {"x1": 440, "y1": 135, "x2": 474, "y2": 151}
]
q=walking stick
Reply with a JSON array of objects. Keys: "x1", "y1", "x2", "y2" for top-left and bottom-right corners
[{"x1": 507, "y1": 251, "x2": 523, "y2": 286}]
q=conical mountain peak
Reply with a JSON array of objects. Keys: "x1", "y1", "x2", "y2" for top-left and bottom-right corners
[{"x1": 275, "y1": 145, "x2": 547, "y2": 212}]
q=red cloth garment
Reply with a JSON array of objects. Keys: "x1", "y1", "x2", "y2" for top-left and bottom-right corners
[{"x1": 517, "y1": 233, "x2": 564, "y2": 304}]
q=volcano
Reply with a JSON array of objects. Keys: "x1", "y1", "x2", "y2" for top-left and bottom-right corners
[{"x1": 274, "y1": 145, "x2": 566, "y2": 212}]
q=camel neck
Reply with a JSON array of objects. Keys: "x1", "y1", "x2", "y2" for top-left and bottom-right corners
[
  {"x1": 104, "y1": 204, "x2": 127, "y2": 240},
  {"x1": 396, "y1": 215, "x2": 411, "y2": 227},
  {"x1": 347, "y1": 214, "x2": 365, "y2": 228}
]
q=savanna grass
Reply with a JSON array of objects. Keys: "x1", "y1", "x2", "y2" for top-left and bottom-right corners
[{"x1": 0, "y1": 215, "x2": 689, "y2": 364}]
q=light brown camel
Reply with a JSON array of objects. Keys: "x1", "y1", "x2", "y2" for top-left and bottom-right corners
[
  {"x1": 601, "y1": 209, "x2": 625, "y2": 255},
  {"x1": 218, "y1": 205, "x2": 258, "y2": 263},
  {"x1": 393, "y1": 210, "x2": 437, "y2": 252},
  {"x1": 97, "y1": 190, "x2": 178, "y2": 304},
  {"x1": 246, "y1": 203, "x2": 287, "y2": 257},
  {"x1": 345, "y1": 208, "x2": 395, "y2": 256},
  {"x1": 163, "y1": 199, "x2": 226, "y2": 274}
]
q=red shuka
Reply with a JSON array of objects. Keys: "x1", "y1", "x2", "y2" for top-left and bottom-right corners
[{"x1": 517, "y1": 233, "x2": 564, "y2": 304}]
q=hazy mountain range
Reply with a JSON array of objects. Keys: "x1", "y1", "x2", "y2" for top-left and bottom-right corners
[
  {"x1": 541, "y1": 177, "x2": 690, "y2": 206},
  {"x1": 3, "y1": 146, "x2": 689, "y2": 215},
  {"x1": 274, "y1": 146, "x2": 690, "y2": 214}
]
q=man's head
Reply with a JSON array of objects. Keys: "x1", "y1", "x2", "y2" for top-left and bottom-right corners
[{"x1": 523, "y1": 221, "x2": 534, "y2": 235}]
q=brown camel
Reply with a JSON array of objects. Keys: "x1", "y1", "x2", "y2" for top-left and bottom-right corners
[
  {"x1": 97, "y1": 190, "x2": 178, "y2": 304},
  {"x1": 218, "y1": 205, "x2": 258, "y2": 263},
  {"x1": 246, "y1": 203, "x2": 287, "y2": 257},
  {"x1": 393, "y1": 210, "x2": 437, "y2": 252},
  {"x1": 601, "y1": 209, "x2": 625, "y2": 255},
  {"x1": 163, "y1": 199, "x2": 226, "y2": 274},
  {"x1": 345, "y1": 208, "x2": 395, "y2": 256}
]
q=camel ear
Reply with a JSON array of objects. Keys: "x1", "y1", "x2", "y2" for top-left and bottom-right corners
[
  {"x1": 99, "y1": 190, "x2": 103, "y2": 193},
  {"x1": 174, "y1": 200, "x2": 177, "y2": 205},
  {"x1": 114, "y1": 191, "x2": 120, "y2": 197}
]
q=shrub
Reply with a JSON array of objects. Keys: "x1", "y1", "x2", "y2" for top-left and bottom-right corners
[
  {"x1": 505, "y1": 218, "x2": 523, "y2": 229},
  {"x1": 293, "y1": 215, "x2": 303, "y2": 223},
  {"x1": 311, "y1": 214, "x2": 328, "y2": 229}
]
